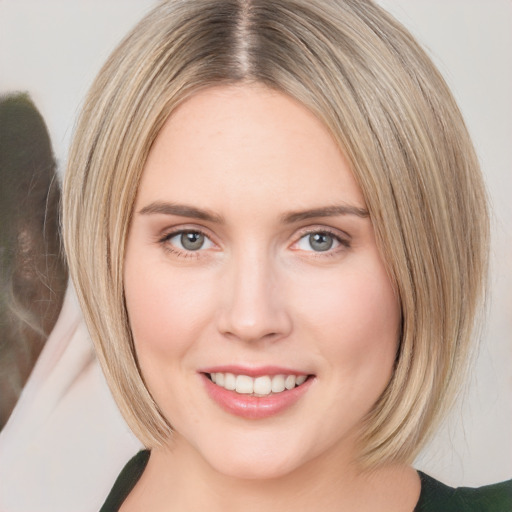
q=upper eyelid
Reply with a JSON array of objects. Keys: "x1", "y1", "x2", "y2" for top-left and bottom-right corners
[
  {"x1": 159, "y1": 225, "x2": 215, "y2": 241},
  {"x1": 157, "y1": 224, "x2": 351, "y2": 249},
  {"x1": 158, "y1": 228, "x2": 216, "y2": 257},
  {"x1": 292, "y1": 225, "x2": 351, "y2": 241},
  {"x1": 289, "y1": 226, "x2": 352, "y2": 255}
]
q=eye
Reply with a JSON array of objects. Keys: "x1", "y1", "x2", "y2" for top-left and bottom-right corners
[
  {"x1": 295, "y1": 231, "x2": 346, "y2": 252},
  {"x1": 165, "y1": 230, "x2": 215, "y2": 252}
]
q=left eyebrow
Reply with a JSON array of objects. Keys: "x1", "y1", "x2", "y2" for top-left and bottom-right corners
[{"x1": 281, "y1": 205, "x2": 369, "y2": 224}]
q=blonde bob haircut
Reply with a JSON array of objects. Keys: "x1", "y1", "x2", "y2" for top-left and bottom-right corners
[{"x1": 63, "y1": 0, "x2": 489, "y2": 468}]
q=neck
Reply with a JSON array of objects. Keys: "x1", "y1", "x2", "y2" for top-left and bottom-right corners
[{"x1": 121, "y1": 439, "x2": 420, "y2": 512}]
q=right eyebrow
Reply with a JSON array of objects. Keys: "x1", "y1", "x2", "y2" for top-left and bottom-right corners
[{"x1": 137, "y1": 201, "x2": 224, "y2": 224}]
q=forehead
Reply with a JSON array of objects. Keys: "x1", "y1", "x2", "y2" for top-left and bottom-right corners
[{"x1": 137, "y1": 85, "x2": 366, "y2": 213}]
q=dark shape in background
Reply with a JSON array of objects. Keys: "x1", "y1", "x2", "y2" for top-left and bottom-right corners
[{"x1": 0, "y1": 93, "x2": 68, "y2": 429}]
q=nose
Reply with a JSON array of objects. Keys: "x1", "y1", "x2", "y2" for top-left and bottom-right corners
[{"x1": 216, "y1": 248, "x2": 292, "y2": 343}]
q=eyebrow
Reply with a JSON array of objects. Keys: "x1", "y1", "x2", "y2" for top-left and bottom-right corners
[
  {"x1": 281, "y1": 205, "x2": 369, "y2": 223},
  {"x1": 138, "y1": 201, "x2": 369, "y2": 224},
  {"x1": 138, "y1": 201, "x2": 224, "y2": 223}
]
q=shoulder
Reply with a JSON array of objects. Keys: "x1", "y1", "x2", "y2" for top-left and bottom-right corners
[
  {"x1": 415, "y1": 471, "x2": 512, "y2": 512},
  {"x1": 100, "y1": 450, "x2": 150, "y2": 512}
]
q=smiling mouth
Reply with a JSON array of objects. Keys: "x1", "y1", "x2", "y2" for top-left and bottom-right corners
[{"x1": 206, "y1": 372, "x2": 310, "y2": 397}]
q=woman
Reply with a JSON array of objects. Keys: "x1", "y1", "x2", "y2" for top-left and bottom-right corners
[{"x1": 62, "y1": 0, "x2": 511, "y2": 510}]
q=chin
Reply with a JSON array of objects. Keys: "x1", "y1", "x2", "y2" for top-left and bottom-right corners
[
  {"x1": 209, "y1": 453, "x2": 302, "y2": 481},
  {"x1": 194, "y1": 432, "x2": 310, "y2": 481}
]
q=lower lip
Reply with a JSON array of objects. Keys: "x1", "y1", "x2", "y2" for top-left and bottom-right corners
[{"x1": 201, "y1": 374, "x2": 314, "y2": 419}]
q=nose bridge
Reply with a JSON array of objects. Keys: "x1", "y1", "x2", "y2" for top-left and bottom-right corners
[{"x1": 218, "y1": 242, "x2": 291, "y2": 342}]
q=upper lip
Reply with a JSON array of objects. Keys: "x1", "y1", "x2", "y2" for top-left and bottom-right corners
[{"x1": 199, "y1": 365, "x2": 311, "y2": 378}]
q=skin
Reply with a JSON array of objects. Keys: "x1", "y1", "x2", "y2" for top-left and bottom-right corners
[{"x1": 122, "y1": 84, "x2": 420, "y2": 511}]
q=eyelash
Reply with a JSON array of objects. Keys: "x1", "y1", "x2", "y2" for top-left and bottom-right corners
[
  {"x1": 158, "y1": 227, "x2": 351, "y2": 259},
  {"x1": 293, "y1": 227, "x2": 351, "y2": 257},
  {"x1": 158, "y1": 228, "x2": 214, "y2": 258}
]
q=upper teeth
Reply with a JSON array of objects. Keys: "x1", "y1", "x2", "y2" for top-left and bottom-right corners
[{"x1": 210, "y1": 373, "x2": 307, "y2": 396}]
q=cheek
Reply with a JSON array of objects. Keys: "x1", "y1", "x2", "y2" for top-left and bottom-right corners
[
  {"x1": 124, "y1": 259, "x2": 216, "y2": 362},
  {"x1": 293, "y1": 257, "x2": 400, "y2": 376}
]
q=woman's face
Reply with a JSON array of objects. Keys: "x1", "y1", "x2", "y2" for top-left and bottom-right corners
[{"x1": 124, "y1": 85, "x2": 400, "y2": 478}]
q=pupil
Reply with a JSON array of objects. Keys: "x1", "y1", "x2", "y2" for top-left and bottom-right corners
[
  {"x1": 181, "y1": 232, "x2": 204, "y2": 250},
  {"x1": 309, "y1": 233, "x2": 333, "y2": 251}
]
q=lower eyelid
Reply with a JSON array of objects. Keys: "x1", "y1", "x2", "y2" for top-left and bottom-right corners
[
  {"x1": 157, "y1": 228, "x2": 350, "y2": 255},
  {"x1": 158, "y1": 229, "x2": 215, "y2": 252},
  {"x1": 294, "y1": 231, "x2": 350, "y2": 251}
]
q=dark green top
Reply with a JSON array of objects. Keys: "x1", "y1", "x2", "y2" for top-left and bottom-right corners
[{"x1": 100, "y1": 450, "x2": 512, "y2": 511}]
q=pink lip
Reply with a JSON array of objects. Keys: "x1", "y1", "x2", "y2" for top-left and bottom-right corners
[{"x1": 200, "y1": 372, "x2": 314, "y2": 420}]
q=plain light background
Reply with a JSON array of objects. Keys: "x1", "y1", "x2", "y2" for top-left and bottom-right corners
[{"x1": 1, "y1": 0, "x2": 510, "y2": 490}]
